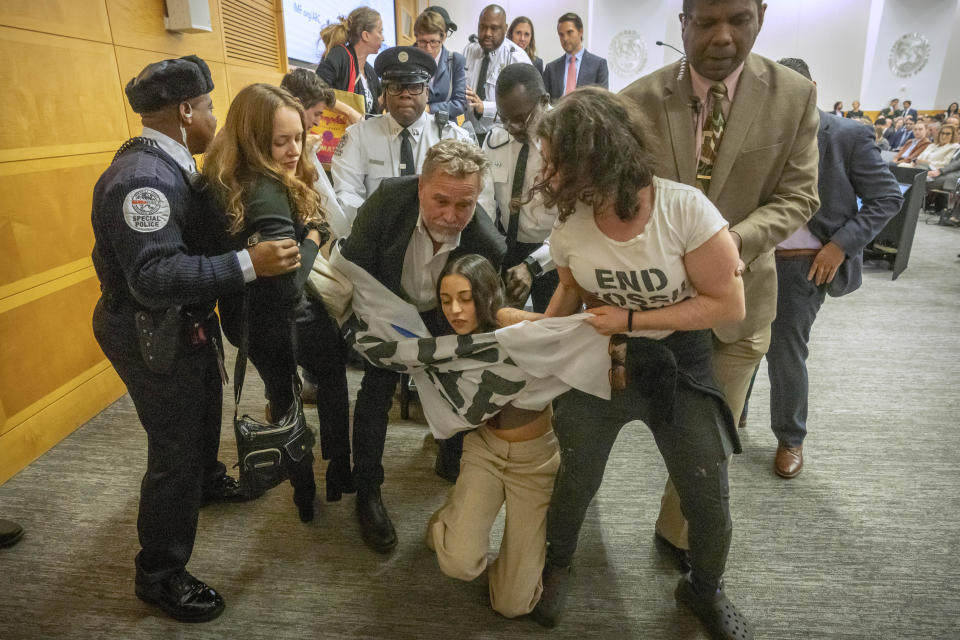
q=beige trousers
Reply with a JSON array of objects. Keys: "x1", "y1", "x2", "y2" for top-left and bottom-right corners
[
  {"x1": 655, "y1": 325, "x2": 771, "y2": 549},
  {"x1": 427, "y1": 425, "x2": 560, "y2": 618}
]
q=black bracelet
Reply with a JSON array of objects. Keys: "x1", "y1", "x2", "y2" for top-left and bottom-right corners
[{"x1": 628, "y1": 309, "x2": 634, "y2": 332}]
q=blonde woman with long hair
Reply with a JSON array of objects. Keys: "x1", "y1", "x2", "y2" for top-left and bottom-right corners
[
  {"x1": 200, "y1": 83, "x2": 333, "y2": 523},
  {"x1": 316, "y1": 7, "x2": 384, "y2": 116}
]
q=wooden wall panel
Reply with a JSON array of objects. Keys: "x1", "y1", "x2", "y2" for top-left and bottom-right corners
[
  {"x1": 225, "y1": 64, "x2": 284, "y2": 100},
  {"x1": 0, "y1": 365, "x2": 125, "y2": 485},
  {"x1": 0, "y1": 0, "x2": 112, "y2": 43},
  {"x1": 105, "y1": 0, "x2": 225, "y2": 63},
  {"x1": 0, "y1": 277, "x2": 104, "y2": 425},
  {"x1": 0, "y1": 27, "x2": 128, "y2": 163},
  {"x1": 0, "y1": 154, "x2": 111, "y2": 289},
  {"x1": 115, "y1": 47, "x2": 231, "y2": 138}
]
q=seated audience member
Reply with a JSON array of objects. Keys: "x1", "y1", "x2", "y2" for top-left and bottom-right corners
[
  {"x1": 426, "y1": 254, "x2": 559, "y2": 619},
  {"x1": 891, "y1": 122, "x2": 930, "y2": 164},
  {"x1": 477, "y1": 63, "x2": 558, "y2": 312},
  {"x1": 542, "y1": 12, "x2": 609, "y2": 100},
  {"x1": 874, "y1": 125, "x2": 891, "y2": 151},
  {"x1": 902, "y1": 100, "x2": 918, "y2": 121},
  {"x1": 945, "y1": 115, "x2": 960, "y2": 128},
  {"x1": 529, "y1": 88, "x2": 749, "y2": 640},
  {"x1": 910, "y1": 124, "x2": 959, "y2": 170},
  {"x1": 858, "y1": 116, "x2": 873, "y2": 126},
  {"x1": 831, "y1": 101, "x2": 844, "y2": 116},
  {"x1": 509, "y1": 16, "x2": 543, "y2": 73},
  {"x1": 332, "y1": 46, "x2": 474, "y2": 225},
  {"x1": 846, "y1": 100, "x2": 864, "y2": 119},
  {"x1": 201, "y1": 84, "x2": 329, "y2": 523},
  {"x1": 880, "y1": 98, "x2": 903, "y2": 119},
  {"x1": 927, "y1": 141, "x2": 960, "y2": 210},
  {"x1": 316, "y1": 7, "x2": 384, "y2": 117},
  {"x1": 887, "y1": 117, "x2": 909, "y2": 148},
  {"x1": 944, "y1": 102, "x2": 959, "y2": 119},
  {"x1": 415, "y1": 7, "x2": 468, "y2": 119}
]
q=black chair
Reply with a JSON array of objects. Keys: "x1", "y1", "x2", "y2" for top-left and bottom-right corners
[{"x1": 864, "y1": 165, "x2": 924, "y2": 280}]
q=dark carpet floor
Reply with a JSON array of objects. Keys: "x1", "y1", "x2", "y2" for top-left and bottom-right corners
[{"x1": 2, "y1": 216, "x2": 959, "y2": 640}]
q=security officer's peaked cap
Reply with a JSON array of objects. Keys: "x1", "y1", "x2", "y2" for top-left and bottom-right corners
[
  {"x1": 125, "y1": 55, "x2": 215, "y2": 114},
  {"x1": 374, "y1": 46, "x2": 437, "y2": 84}
]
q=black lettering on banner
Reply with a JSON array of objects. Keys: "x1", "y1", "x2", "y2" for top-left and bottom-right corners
[
  {"x1": 595, "y1": 269, "x2": 615, "y2": 289},
  {"x1": 648, "y1": 294, "x2": 670, "y2": 305},
  {"x1": 427, "y1": 367, "x2": 466, "y2": 409},
  {"x1": 625, "y1": 292, "x2": 650, "y2": 308},
  {"x1": 462, "y1": 370, "x2": 526, "y2": 423}
]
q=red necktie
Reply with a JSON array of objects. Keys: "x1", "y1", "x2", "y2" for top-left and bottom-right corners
[{"x1": 564, "y1": 55, "x2": 576, "y2": 95}]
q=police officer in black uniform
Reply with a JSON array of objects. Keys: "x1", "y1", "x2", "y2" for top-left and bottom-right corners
[{"x1": 91, "y1": 55, "x2": 301, "y2": 622}]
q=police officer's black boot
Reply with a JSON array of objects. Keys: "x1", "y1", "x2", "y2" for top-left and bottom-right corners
[
  {"x1": 135, "y1": 569, "x2": 225, "y2": 623},
  {"x1": 355, "y1": 485, "x2": 397, "y2": 553}
]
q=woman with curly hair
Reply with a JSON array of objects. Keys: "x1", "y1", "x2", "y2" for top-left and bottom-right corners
[
  {"x1": 528, "y1": 87, "x2": 752, "y2": 640},
  {"x1": 200, "y1": 83, "x2": 334, "y2": 523}
]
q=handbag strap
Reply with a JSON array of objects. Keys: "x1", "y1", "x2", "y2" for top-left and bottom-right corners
[
  {"x1": 341, "y1": 43, "x2": 358, "y2": 95},
  {"x1": 445, "y1": 51, "x2": 454, "y2": 103},
  {"x1": 233, "y1": 289, "x2": 251, "y2": 416}
]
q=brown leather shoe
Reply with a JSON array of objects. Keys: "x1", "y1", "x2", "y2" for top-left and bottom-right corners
[{"x1": 774, "y1": 444, "x2": 803, "y2": 478}]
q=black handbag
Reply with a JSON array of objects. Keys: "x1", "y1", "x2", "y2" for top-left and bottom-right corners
[{"x1": 232, "y1": 292, "x2": 315, "y2": 495}]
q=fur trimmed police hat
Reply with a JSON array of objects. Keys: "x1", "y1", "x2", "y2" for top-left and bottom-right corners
[
  {"x1": 374, "y1": 46, "x2": 437, "y2": 84},
  {"x1": 125, "y1": 55, "x2": 214, "y2": 114}
]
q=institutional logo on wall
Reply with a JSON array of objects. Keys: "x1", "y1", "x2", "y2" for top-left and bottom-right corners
[
  {"x1": 608, "y1": 30, "x2": 647, "y2": 78},
  {"x1": 889, "y1": 32, "x2": 930, "y2": 78}
]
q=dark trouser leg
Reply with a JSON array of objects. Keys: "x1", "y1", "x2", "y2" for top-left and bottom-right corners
[
  {"x1": 530, "y1": 269, "x2": 560, "y2": 314},
  {"x1": 94, "y1": 306, "x2": 218, "y2": 584},
  {"x1": 649, "y1": 389, "x2": 733, "y2": 591},
  {"x1": 295, "y1": 298, "x2": 351, "y2": 461},
  {"x1": 545, "y1": 390, "x2": 626, "y2": 567},
  {"x1": 352, "y1": 363, "x2": 400, "y2": 488},
  {"x1": 767, "y1": 258, "x2": 826, "y2": 448}
]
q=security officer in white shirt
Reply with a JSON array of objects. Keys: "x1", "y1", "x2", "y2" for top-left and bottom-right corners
[
  {"x1": 463, "y1": 5, "x2": 532, "y2": 145},
  {"x1": 332, "y1": 46, "x2": 474, "y2": 228},
  {"x1": 477, "y1": 63, "x2": 558, "y2": 312}
]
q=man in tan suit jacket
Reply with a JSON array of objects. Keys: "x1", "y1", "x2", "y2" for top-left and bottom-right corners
[{"x1": 621, "y1": 0, "x2": 819, "y2": 601}]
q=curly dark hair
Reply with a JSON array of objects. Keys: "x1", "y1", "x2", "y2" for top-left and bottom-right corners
[
  {"x1": 436, "y1": 254, "x2": 504, "y2": 333},
  {"x1": 281, "y1": 67, "x2": 336, "y2": 110},
  {"x1": 532, "y1": 86, "x2": 656, "y2": 223}
]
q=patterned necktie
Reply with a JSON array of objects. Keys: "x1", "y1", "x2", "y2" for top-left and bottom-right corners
[
  {"x1": 697, "y1": 82, "x2": 728, "y2": 193},
  {"x1": 477, "y1": 52, "x2": 490, "y2": 101},
  {"x1": 506, "y1": 143, "x2": 530, "y2": 248},
  {"x1": 399, "y1": 128, "x2": 414, "y2": 176},
  {"x1": 564, "y1": 55, "x2": 577, "y2": 95}
]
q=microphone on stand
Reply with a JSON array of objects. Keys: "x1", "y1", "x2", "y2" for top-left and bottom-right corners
[{"x1": 656, "y1": 40, "x2": 685, "y2": 57}]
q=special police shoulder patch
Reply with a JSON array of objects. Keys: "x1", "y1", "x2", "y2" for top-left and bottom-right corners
[
  {"x1": 334, "y1": 132, "x2": 349, "y2": 157},
  {"x1": 123, "y1": 187, "x2": 170, "y2": 233}
]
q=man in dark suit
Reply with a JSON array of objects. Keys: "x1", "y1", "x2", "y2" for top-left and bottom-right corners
[
  {"x1": 541, "y1": 12, "x2": 608, "y2": 100},
  {"x1": 767, "y1": 58, "x2": 903, "y2": 477},
  {"x1": 340, "y1": 139, "x2": 506, "y2": 554},
  {"x1": 902, "y1": 100, "x2": 919, "y2": 121}
]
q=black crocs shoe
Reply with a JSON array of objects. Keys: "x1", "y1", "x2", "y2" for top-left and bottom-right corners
[{"x1": 675, "y1": 576, "x2": 753, "y2": 640}]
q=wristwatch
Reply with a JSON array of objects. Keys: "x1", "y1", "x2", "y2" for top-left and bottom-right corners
[{"x1": 522, "y1": 255, "x2": 543, "y2": 278}]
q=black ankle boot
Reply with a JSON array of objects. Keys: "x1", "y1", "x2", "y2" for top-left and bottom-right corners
[
  {"x1": 325, "y1": 456, "x2": 356, "y2": 502},
  {"x1": 355, "y1": 487, "x2": 397, "y2": 553}
]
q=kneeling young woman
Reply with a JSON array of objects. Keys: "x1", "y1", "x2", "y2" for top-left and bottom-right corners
[{"x1": 426, "y1": 254, "x2": 559, "y2": 619}]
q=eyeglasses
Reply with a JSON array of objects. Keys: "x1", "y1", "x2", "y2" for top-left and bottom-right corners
[
  {"x1": 496, "y1": 104, "x2": 540, "y2": 132},
  {"x1": 385, "y1": 82, "x2": 427, "y2": 96},
  {"x1": 416, "y1": 37, "x2": 443, "y2": 50}
]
